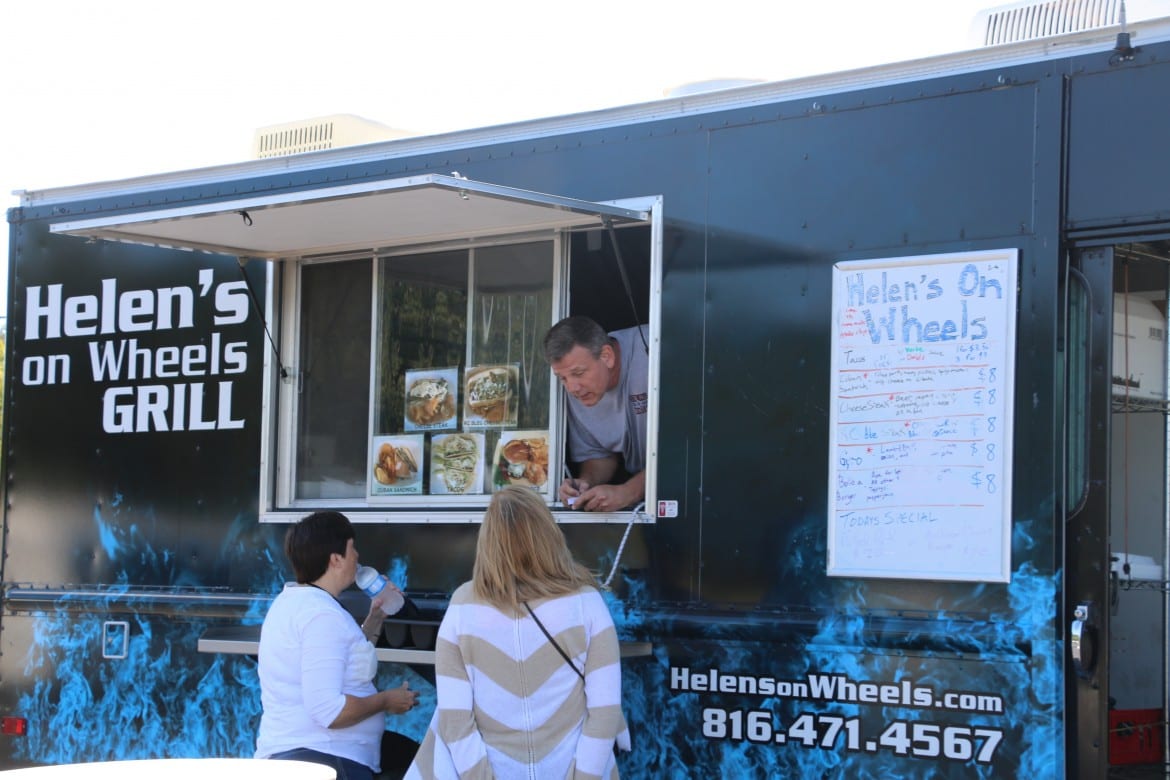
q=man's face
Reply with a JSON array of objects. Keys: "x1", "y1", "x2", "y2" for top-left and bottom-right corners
[{"x1": 550, "y1": 344, "x2": 615, "y2": 407}]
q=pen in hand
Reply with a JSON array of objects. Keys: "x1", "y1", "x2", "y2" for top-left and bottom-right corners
[{"x1": 561, "y1": 467, "x2": 583, "y2": 507}]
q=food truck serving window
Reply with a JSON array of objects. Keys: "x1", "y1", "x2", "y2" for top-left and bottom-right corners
[
  {"x1": 291, "y1": 240, "x2": 556, "y2": 508},
  {"x1": 52, "y1": 174, "x2": 660, "y2": 524}
]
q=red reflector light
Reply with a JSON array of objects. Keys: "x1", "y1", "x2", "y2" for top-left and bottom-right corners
[{"x1": 1, "y1": 717, "x2": 27, "y2": 736}]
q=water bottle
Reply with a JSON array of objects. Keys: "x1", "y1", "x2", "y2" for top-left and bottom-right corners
[{"x1": 355, "y1": 566, "x2": 405, "y2": 615}]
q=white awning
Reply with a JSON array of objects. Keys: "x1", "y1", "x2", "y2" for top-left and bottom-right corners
[{"x1": 50, "y1": 173, "x2": 648, "y2": 258}]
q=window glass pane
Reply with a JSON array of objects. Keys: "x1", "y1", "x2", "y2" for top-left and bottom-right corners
[
  {"x1": 375, "y1": 250, "x2": 469, "y2": 437},
  {"x1": 472, "y1": 243, "x2": 555, "y2": 495},
  {"x1": 296, "y1": 259, "x2": 372, "y2": 499},
  {"x1": 471, "y1": 242, "x2": 554, "y2": 430},
  {"x1": 373, "y1": 250, "x2": 470, "y2": 497},
  {"x1": 371, "y1": 242, "x2": 554, "y2": 498}
]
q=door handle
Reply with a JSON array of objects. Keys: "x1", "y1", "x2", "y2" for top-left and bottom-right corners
[{"x1": 1071, "y1": 602, "x2": 1097, "y2": 678}]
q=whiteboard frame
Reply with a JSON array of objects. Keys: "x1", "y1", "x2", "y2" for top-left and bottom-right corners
[{"x1": 826, "y1": 248, "x2": 1018, "y2": 583}]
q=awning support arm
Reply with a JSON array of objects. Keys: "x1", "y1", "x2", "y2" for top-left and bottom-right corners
[
  {"x1": 237, "y1": 258, "x2": 288, "y2": 379},
  {"x1": 603, "y1": 217, "x2": 649, "y2": 354}
]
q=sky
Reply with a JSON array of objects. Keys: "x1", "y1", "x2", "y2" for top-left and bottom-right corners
[{"x1": 0, "y1": 0, "x2": 1041, "y2": 317}]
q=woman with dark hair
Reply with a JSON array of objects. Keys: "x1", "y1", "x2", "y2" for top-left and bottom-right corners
[
  {"x1": 256, "y1": 511, "x2": 419, "y2": 780},
  {"x1": 407, "y1": 486, "x2": 630, "y2": 779}
]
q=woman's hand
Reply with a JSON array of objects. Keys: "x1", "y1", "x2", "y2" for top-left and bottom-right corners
[
  {"x1": 360, "y1": 615, "x2": 383, "y2": 641},
  {"x1": 360, "y1": 590, "x2": 398, "y2": 641},
  {"x1": 383, "y1": 681, "x2": 419, "y2": 714},
  {"x1": 331, "y1": 682, "x2": 418, "y2": 729}
]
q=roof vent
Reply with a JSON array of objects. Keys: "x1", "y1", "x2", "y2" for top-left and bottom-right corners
[
  {"x1": 252, "y1": 114, "x2": 412, "y2": 159},
  {"x1": 973, "y1": 0, "x2": 1121, "y2": 45}
]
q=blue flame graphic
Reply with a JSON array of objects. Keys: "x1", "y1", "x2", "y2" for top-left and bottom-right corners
[
  {"x1": 13, "y1": 497, "x2": 436, "y2": 768},
  {"x1": 16, "y1": 609, "x2": 263, "y2": 763},
  {"x1": 593, "y1": 520, "x2": 1062, "y2": 779},
  {"x1": 385, "y1": 557, "x2": 410, "y2": 591}
]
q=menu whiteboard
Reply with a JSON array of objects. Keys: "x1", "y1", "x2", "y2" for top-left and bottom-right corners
[{"x1": 827, "y1": 249, "x2": 1017, "y2": 582}]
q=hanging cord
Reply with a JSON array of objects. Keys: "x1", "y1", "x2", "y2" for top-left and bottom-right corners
[
  {"x1": 595, "y1": 218, "x2": 648, "y2": 589},
  {"x1": 559, "y1": 464, "x2": 643, "y2": 591},
  {"x1": 600, "y1": 502, "x2": 645, "y2": 590},
  {"x1": 237, "y1": 259, "x2": 288, "y2": 379},
  {"x1": 602, "y1": 218, "x2": 649, "y2": 354}
]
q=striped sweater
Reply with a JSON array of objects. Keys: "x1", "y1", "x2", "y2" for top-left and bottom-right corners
[{"x1": 407, "y1": 583, "x2": 628, "y2": 779}]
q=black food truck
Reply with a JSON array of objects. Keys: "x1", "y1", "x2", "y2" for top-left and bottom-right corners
[{"x1": 5, "y1": 4, "x2": 1170, "y2": 778}]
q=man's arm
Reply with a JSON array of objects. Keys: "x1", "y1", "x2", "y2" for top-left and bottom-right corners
[
  {"x1": 577, "y1": 456, "x2": 620, "y2": 489},
  {"x1": 561, "y1": 453, "x2": 617, "y2": 502},
  {"x1": 558, "y1": 455, "x2": 617, "y2": 504}
]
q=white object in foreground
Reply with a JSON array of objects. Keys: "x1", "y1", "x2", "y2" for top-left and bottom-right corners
[{"x1": 0, "y1": 758, "x2": 335, "y2": 779}]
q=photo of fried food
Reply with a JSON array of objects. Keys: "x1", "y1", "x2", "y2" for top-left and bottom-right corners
[
  {"x1": 374, "y1": 441, "x2": 419, "y2": 485},
  {"x1": 493, "y1": 432, "x2": 549, "y2": 489},
  {"x1": 406, "y1": 377, "x2": 456, "y2": 426}
]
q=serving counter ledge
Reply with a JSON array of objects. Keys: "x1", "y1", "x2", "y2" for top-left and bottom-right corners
[{"x1": 197, "y1": 625, "x2": 652, "y2": 663}]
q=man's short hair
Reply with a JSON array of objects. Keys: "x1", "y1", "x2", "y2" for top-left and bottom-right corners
[{"x1": 543, "y1": 316, "x2": 610, "y2": 363}]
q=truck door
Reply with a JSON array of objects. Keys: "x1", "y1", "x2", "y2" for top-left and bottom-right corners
[
  {"x1": 1065, "y1": 247, "x2": 1112, "y2": 778},
  {"x1": 1067, "y1": 241, "x2": 1170, "y2": 777}
]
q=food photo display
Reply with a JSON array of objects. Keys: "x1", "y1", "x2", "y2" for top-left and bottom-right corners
[
  {"x1": 370, "y1": 434, "x2": 424, "y2": 495},
  {"x1": 491, "y1": 430, "x2": 550, "y2": 492},
  {"x1": 403, "y1": 367, "x2": 459, "y2": 431},
  {"x1": 429, "y1": 432, "x2": 485, "y2": 495},
  {"x1": 463, "y1": 364, "x2": 519, "y2": 428}
]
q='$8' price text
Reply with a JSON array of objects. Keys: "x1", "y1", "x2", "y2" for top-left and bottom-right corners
[{"x1": 702, "y1": 708, "x2": 1003, "y2": 764}]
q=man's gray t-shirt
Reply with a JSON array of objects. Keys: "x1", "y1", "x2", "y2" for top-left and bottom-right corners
[{"x1": 565, "y1": 326, "x2": 649, "y2": 475}]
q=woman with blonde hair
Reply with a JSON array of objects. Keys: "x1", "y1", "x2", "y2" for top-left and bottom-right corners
[{"x1": 407, "y1": 486, "x2": 630, "y2": 779}]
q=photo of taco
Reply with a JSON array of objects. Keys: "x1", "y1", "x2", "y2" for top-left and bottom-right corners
[{"x1": 430, "y1": 432, "x2": 484, "y2": 495}]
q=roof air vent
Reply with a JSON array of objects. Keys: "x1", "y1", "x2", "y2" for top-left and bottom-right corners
[
  {"x1": 974, "y1": 0, "x2": 1121, "y2": 45},
  {"x1": 252, "y1": 114, "x2": 412, "y2": 159}
]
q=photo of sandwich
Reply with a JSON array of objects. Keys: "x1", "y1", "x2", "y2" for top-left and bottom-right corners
[
  {"x1": 430, "y1": 432, "x2": 484, "y2": 495},
  {"x1": 403, "y1": 367, "x2": 459, "y2": 431},
  {"x1": 463, "y1": 364, "x2": 519, "y2": 428},
  {"x1": 491, "y1": 430, "x2": 550, "y2": 491},
  {"x1": 370, "y1": 435, "x2": 424, "y2": 495}
]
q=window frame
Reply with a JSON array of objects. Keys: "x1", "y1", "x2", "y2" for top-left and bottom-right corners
[
  {"x1": 258, "y1": 195, "x2": 663, "y2": 525},
  {"x1": 271, "y1": 234, "x2": 563, "y2": 511}
]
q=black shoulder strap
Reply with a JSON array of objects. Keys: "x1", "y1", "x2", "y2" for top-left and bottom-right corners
[{"x1": 524, "y1": 601, "x2": 585, "y2": 681}]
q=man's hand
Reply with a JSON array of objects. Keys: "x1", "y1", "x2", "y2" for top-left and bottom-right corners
[
  {"x1": 570, "y1": 470, "x2": 645, "y2": 512},
  {"x1": 559, "y1": 477, "x2": 592, "y2": 506},
  {"x1": 572, "y1": 483, "x2": 628, "y2": 512}
]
